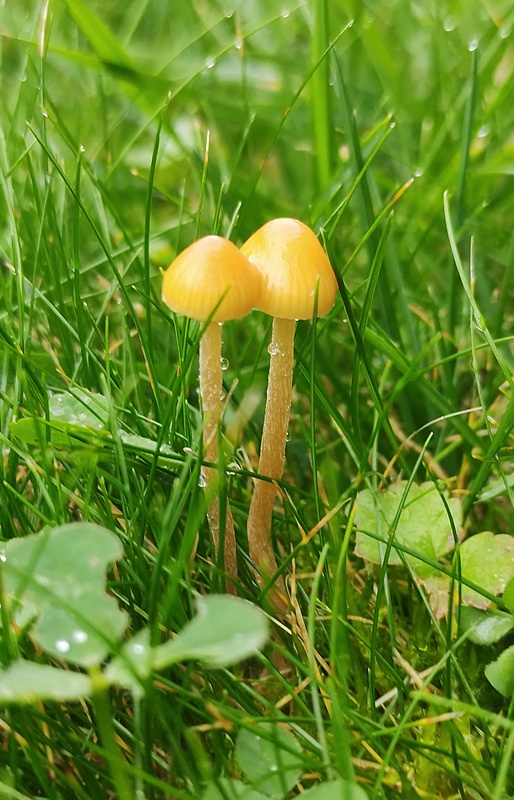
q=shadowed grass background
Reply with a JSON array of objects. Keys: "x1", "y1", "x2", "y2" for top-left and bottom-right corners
[{"x1": 1, "y1": 0, "x2": 514, "y2": 798}]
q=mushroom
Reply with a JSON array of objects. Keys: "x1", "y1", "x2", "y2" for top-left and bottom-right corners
[
  {"x1": 162, "y1": 235, "x2": 262, "y2": 587},
  {"x1": 241, "y1": 218, "x2": 337, "y2": 592}
]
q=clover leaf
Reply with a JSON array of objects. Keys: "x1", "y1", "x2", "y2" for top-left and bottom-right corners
[{"x1": 2, "y1": 522, "x2": 127, "y2": 666}]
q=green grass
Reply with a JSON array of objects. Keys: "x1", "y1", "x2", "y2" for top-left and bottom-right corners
[{"x1": 2, "y1": 0, "x2": 514, "y2": 797}]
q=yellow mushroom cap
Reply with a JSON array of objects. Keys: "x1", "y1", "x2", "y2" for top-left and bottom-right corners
[
  {"x1": 162, "y1": 235, "x2": 262, "y2": 323},
  {"x1": 241, "y1": 218, "x2": 337, "y2": 320}
]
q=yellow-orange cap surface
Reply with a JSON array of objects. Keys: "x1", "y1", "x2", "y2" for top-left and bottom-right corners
[
  {"x1": 241, "y1": 218, "x2": 337, "y2": 320},
  {"x1": 162, "y1": 235, "x2": 262, "y2": 323}
]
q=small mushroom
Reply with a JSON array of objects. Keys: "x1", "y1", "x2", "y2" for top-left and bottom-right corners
[
  {"x1": 162, "y1": 235, "x2": 262, "y2": 587},
  {"x1": 241, "y1": 218, "x2": 337, "y2": 592}
]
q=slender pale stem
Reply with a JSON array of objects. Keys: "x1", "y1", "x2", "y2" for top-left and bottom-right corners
[
  {"x1": 199, "y1": 321, "x2": 238, "y2": 586},
  {"x1": 247, "y1": 317, "x2": 295, "y2": 593}
]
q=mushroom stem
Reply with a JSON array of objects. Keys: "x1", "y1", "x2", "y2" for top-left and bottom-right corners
[
  {"x1": 247, "y1": 316, "x2": 295, "y2": 591},
  {"x1": 199, "y1": 321, "x2": 238, "y2": 588}
]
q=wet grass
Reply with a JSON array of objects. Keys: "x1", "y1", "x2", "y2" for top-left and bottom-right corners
[{"x1": 2, "y1": 0, "x2": 514, "y2": 797}]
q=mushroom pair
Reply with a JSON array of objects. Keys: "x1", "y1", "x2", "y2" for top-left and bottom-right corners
[{"x1": 162, "y1": 219, "x2": 337, "y2": 596}]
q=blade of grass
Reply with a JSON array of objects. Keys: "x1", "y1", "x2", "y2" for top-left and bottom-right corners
[
  {"x1": 448, "y1": 46, "x2": 478, "y2": 336},
  {"x1": 311, "y1": 0, "x2": 332, "y2": 189}
]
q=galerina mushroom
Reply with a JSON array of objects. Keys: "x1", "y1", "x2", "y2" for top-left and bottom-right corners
[
  {"x1": 162, "y1": 235, "x2": 262, "y2": 587},
  {"x1": 241, "y1": 218, "x2": 337, "y2": 593}
]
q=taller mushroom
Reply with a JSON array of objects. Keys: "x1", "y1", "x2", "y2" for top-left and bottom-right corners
[
  {"x1": 162, "y1": 235, "x2": 262, "y2": 587},
  {"x1": 241, "y1": 218, "x2": 337, "y2": 591}
]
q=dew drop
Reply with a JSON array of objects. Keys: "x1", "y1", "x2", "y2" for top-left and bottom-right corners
[
  {"x1": 285, "y1": 432, "x2": 291, "y2": 442},
  {"x1": 267, "y1": 344, "x2": 280, "y2": 356},
  {"x1": 55, "y1": 639, "x2": 70, "y2": 653},
  {"x1": 79, "y1": 145, "x2": 85, "y2": 153},
  {"x1": 72, "y1": 630, "x2": 88, "y2": 643},
  {"x1": 477, "y1": 124, "x2": 490, "y2": 138},
  {"x1": 224, "y1": 9, "x2": 234, "y2": 18},
  {"x1": 198, "y1": 474, "x2": 207, "y2": 488},
  {"x1": 0, "y1": 552, "x2": 6, "y2": 563},
  {"x1": 443, "y1": 16, "x2": 456, "y2": 32},
  {"x1": 500, "y1": 23, "x2": 512, "y2": 39},
  {"x1": 183, "y1": 446, "x2": 193, "y2": 455},
  {"x1": 41, "y1": 108, "x2": 48, "y2": 118},
  {"x1": 281, "y1": 9, "x2": 290, "y2": 18},
  {"x1": 131, "y1": 642, "x2": 145, "y2": 655},
  {"x1": 468, "y1": 38, "x2": 478, "y2": 51},
  {"x1": 220, "y1": 357, "x2": 229, "y2": 371},
  {"x1": 235, "y1": 36, "x2": 243, "y2": 51},
  {"x1": 205, "y1": 57, "x2": 216, "y2": 69},
  {"x1": 414, "y1": 167, "x2": 424, "y2": 177}
]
